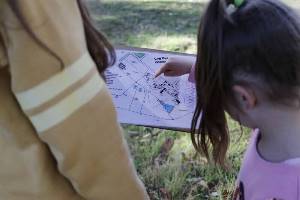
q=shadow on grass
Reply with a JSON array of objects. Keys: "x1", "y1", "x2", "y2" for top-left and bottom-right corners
[{"x1": 88, "y1": 0, "x2": 205, "y2": 51}]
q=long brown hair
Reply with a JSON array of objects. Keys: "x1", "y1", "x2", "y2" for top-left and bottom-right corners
[
  {"x1": 191, "y1": 0, "x2": 300, "y2": 166},
  {"x1": 6, "y1": 0, "x2": 115, "y2": 76}
]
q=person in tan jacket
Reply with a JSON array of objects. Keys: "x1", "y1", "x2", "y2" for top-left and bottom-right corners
[{"x1": 0, "y1": 0, "x2": 149, "y2": 199}]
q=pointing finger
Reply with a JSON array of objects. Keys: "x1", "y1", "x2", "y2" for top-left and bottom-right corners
[{"x1": 155, "y1": 65, "x2": 168, "y2": 78}]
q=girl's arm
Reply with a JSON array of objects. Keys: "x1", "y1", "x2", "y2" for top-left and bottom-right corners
[
  {"x1": 155, "y1": 56, "x2": 196, "y2": 79},
  {"x1": 1, "y1": 1, "x2": 148, "y2": 199}
]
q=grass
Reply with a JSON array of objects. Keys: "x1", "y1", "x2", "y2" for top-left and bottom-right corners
[
  {"x1": 88, "y1": 0, "x2": 203, "y2": 53},
  {"x1": 87, "y1": 0, "x2": 253, "y2": 199},
  {"x1": 124, "y1": 122, "x2": 250, "y2": 199}
]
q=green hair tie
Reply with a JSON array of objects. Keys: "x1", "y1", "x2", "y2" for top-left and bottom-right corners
[{"x1": 234, "y1": 0, "x2": 244, "y2": 7}]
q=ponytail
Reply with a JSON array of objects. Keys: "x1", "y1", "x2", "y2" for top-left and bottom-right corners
[{"x1": 191, "y1": 0, "x2": 233, "y2": 166}]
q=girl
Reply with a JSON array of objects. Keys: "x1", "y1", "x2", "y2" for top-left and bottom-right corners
[
  {"x1": 0, "y1": 0, "x2": 149, "y2": 199},
  {"x1": 156, "y1": 0, "x2": 300, "y2": 198}
]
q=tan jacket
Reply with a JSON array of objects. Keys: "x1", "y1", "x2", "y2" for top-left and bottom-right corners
[{"x1": 0, "y1": 1, "x2": 149, "y2": 199}]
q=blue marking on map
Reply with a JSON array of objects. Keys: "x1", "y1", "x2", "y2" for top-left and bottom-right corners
[
  {"x1": 163, "y1": 104, "x2": 174, "y2": 113},
  {"x1": 158, "y1": 100, "x2": 174, "y2": 113},
  {"x1": 134, "y1": 52, "x2": 146, "y2": 59}
]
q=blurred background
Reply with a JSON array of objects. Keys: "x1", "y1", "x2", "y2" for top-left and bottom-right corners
[{"x1": 87, "y1": 1, "x2": 300, "y2": 199}]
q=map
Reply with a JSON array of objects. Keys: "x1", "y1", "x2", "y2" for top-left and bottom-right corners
[{"x1": 105, "y1": 48, "x2": 196, "y2": 130}]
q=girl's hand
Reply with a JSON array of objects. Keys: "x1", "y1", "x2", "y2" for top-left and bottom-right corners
[{"x1": 155, "y1": 57, "x2": 196, "y2": 78}]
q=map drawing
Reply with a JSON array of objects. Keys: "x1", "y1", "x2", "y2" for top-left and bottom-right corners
[{"x1": 105, "y1": 49, "x2": 196, "y2": 129}]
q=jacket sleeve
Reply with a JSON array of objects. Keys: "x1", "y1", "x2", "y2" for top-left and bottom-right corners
[{"x1": 0, "y1": 0, "x2": 149, "y2": 199}]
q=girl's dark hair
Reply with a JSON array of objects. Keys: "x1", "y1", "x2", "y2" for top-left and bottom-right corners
[
  {"x1": 191, "y1": 0, "x2": 300, "y2": 165},
  {"x1": 6, "y1": 0, "x2": 115, "y2": 76}
]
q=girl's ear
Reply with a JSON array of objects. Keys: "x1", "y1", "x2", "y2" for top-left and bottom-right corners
[{"x1": 232, "y1": 85, "x2": 257, "y2": 110}]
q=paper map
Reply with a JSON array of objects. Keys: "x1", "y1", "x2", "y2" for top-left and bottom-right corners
[{"x1": 105, "y1": 48, "x2": 196, "y2": 129}]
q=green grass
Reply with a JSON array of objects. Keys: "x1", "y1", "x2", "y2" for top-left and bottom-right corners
[
  {"x1": 123, "y1": 122, "x2": 250, "y2": 199},
  {"x1": 88, "y1": 0, "x2": 251, "y2": 199},
  {"x1": 88, "y1": 0, "x2": 203, "y2": 52}
]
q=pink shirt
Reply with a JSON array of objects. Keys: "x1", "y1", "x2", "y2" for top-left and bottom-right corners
[
  {"x1": 234, "y1": 129, "x2": 300, "y2": 200},
  {"x1": 188, "y1": 68, "x2": 300, "y2": 199}
]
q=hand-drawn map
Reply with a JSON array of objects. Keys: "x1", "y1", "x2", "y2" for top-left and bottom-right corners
[{"x1": 105, "y1": 48, "x2": 196, "y2": 130}]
